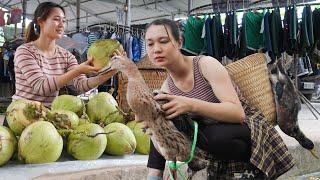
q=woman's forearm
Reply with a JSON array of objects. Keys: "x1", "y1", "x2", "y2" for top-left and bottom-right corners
[
  {"x1": 87, "y1": 70, "x2": 117, "y2": 89},
  {"x1": 55, "y1": 68, "x2": 81, "y2": 89},
  {"x1": 190, "y1": 98, "x2": 245, "y2": 123}
]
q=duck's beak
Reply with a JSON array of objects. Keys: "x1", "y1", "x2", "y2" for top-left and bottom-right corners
[{"x1": 310, "y1": 148, "x2": 319, "y2": 159}]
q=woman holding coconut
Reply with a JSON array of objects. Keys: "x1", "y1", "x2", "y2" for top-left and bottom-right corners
[
  {"x1": 3, "y1": 2, "x2": 120, "y2": 126},
  {"x1": 12, "y1": 2, "x2": 119, "y2": 106}
]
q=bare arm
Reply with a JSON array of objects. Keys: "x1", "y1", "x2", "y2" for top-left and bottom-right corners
[
  {"x1": 191, "y1": 56, "x2": 245, "y2": 123},
  {"x1": 14, "y1": 47, "x2": 99, "y2": 96},
  {"x1": 155, "y1": 56, "x2": 245, "y2": 123},
  {"x1": 66, "y1": 54, "x2": 116, "y2": 93}
]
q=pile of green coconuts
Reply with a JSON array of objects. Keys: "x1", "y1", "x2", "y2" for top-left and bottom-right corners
[{"x1": 0, "y1": 39, "x2": 150, "y2": 166}]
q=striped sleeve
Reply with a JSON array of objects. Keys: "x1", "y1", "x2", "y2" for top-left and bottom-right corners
[
  {"x1": 15, "y1": 46, "x2": 59, "y2": 96},
  {"x1": 66, "y1": 52, "x2": 94, "y2": 93}
]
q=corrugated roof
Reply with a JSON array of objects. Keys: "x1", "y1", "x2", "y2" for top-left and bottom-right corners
[{"x1": 0, "y1": 0, "x2": 317, "y2": 32}]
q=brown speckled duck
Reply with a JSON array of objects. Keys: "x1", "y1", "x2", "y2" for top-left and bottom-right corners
[
  {"x1": 270, "y1": 60, "x2": 318, "y2": 158},
  {"x1": 103, "y1": 56, "x2": 211, "y2": 179}
]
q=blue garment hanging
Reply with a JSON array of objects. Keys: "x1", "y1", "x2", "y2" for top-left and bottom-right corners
[{"x1": 132, "y1": 36, "x2": 141, "y2": 62}]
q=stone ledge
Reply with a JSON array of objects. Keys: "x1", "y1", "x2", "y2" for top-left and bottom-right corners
[
  {"x1": 0, "y1": 120, "x2": 319, "y2": 180},
  {"x1": 277, "y1": 120, "x2": 320, "y2": 179},
  {"x1": 33, "y1": 165, "x2": 148, "y2": 180}
]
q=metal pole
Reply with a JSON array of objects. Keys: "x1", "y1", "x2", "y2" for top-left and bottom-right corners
[
  {"x1": 22, "y1": 0, "x2": 27, "y2": 36},
  {"x1": 76, "y1": 0, "x2": 80, "y2": 32},
  {"x1": 125, "y1": 0, "x2": 131, "y2": 28},
  {"x1": 187, "y1": 0, "x2": 191, "y2": 16}
]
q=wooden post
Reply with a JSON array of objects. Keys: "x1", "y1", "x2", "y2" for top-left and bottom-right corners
[
  {"x1": 22, "y1": 0, "x2": 27, "y2": 36},
  {"x1": 76, "y1": 0, "x2": 80, "y2": 32}
]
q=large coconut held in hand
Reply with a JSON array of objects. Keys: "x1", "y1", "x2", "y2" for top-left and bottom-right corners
[{"x1": 87, "y1": 39, "x2": 123, "y2": 69}]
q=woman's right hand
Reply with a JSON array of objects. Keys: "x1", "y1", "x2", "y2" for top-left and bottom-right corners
[{"x1": 75, "y1": 56, "x2": 100, "y2": 75}]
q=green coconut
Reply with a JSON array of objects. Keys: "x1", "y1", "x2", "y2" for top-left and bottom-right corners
[
  {"x1": 18, "y1": 121, "x2": 63, "y2": 164},
  {"x1": 126, "y1": 121, "x2": 150, "y2": 155},
  {"x1": 78, "y1": 118, "x2": 90, "y2": 125},
  {"x1": 46, "y1": 110, "x2": 79, "y2": 130},
  {"x1": 104, "y1": 122, "x2": 136, "y2": 156},
  {"x1": 6, "y1": 99, "x2": 48, "y2": 136},
  {"x1": 51, "y1": 95, "x2": 84, "y2": 117},
  {"x1": 0, "y1": 126, "x2": 17, "y2": 166},
  {"x1": 88, "y1": 39, "x2": 123, "y2": 69},
  {"x1": 67, "y1": 123, "x2": 107, "y2": 160},
  {"x1": 86, "y1": 92, "x2": 124, "y2": 125}
]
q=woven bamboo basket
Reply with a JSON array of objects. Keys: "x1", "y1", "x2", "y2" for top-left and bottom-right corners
[
  {"x1": 225, "y1": 53, "x2": 276, "y2": 125},
  {"x1": 117, "y1": 56, "x2": 167, "y2": 113}
]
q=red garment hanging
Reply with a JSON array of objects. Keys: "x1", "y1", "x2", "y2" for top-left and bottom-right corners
[
  {"x1": 0, "y1": 9, "x2": 5, "y2": 26},
  {"x1": 10, "y1": 8, "x2": 22, "y2": 24}
]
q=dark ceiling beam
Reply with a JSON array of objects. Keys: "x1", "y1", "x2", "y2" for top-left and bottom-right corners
[
  {"x1": 131, "y1": 14, "x2": 170, "y2": 23},
  {"x1": 66, "y1": 9, "x2": 116, "y2": 22},
  {"x1": 63, "y1": 0, "x2": 108, "y2": 21},
  {"x1": 7, "y1": 0, "x2": 30, "y2": 6},
  {"x1": 4, "y1": 0, "x2": 13, "y2": 7}
]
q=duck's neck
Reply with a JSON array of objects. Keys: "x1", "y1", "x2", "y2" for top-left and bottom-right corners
[{"x1": 124, "y1": 66, "x2": 144, "y2": 82}]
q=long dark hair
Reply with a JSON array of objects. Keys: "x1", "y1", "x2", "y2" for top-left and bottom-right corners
[
  {"x1": 145, "y1": 18, "x2": 180, "y2": 42},
  {"x1": 25, "y1": 2, "x2": 65, "y2": 43}
]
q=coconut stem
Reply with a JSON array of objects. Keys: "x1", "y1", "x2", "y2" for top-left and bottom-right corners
[{"x1": 86, "y1": 131, "x2": 115, "y2": 138}]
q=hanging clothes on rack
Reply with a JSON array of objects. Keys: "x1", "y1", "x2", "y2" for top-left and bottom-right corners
[
  {"x1": 299, "y1": 5, "x2": 314, "y2": 54},
  {"x1": 270, "y1": 7, "x2": 284, "y2": 60},
  {"x1": 87, "y1": 31, "x2": 100, "y2": 52},
  {"x1": 72, "y1": 32, "x2": 88, "y2": 45},
  {"x1": 313, "y1": 8, "x2": 320, "y2": 50},
  {"x1": 212, "y1": 13, "x2": 224, "y2": 61},
  {"x1": 183, "y1": 16, "x2": 205, "y2": 54},
  {"x1": 224, "y1": 10, "x2": 239, "y2": 60},
  {"x1": 283, "y1": 5, "x2": 299, "y2": 56},
  {"x1": 204, "y1": 16, "x2": 214, "y2": 57},
  {"x1": 239, "y1": 12, "x2": 248, "y2": 59},
  {"x1": 243, "y1": 11, "x2": 264, "y2": 51},
  {"x1": 10, "y1": 7, "x2": 22, "y2": 24},
  {"x1": 132, "y1": 36, "x2": 141, "y2": 62},
  {"x1": 0, "y1": 9, "x2": 5, "y2": 27},
  {"x1": 261, "y1": 9, "x2": 274, "y2": 62},
  {"x1": 140, "y1": 37, "x2": 146, "y2": 57}
]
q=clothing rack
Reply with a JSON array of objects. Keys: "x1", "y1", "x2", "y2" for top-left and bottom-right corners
[
  {"x1": 66, "y1": 22, "x2": 145, "y2": 37},
  {"x1": 189, "y1": 1, "x2": 320, "y2": 16},
  {"x1": 186, "y1": 2, "x2": 320, "y2": 118}
]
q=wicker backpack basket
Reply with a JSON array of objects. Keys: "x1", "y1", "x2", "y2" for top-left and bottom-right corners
[{"x1": 225, "y1": 53, "x2": 276, "y2": 124}]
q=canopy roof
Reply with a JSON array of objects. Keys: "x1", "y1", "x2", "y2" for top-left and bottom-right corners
[{"x1": 0, "y1": 0, "x2": 316, "y2": 32}]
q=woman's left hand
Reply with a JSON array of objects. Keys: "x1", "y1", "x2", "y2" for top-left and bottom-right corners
[
  {"x1": 154, "y1": 93, "x2": 192, "y2": 119},
  {"x1": 111, "y1": 49, "x2": 128, "y2": 61}
]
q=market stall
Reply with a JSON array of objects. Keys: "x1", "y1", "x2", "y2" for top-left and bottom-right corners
[{"x1": 0, "y1": 0, "x2": 320, "y2": 180}]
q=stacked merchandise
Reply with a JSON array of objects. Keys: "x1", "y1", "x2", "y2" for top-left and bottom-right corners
[{"x1": 0, "y1": 93, "x2": 150, "y2": 166}]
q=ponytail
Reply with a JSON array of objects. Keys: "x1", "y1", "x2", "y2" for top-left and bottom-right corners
[
  {"x1": 24, "y1": 2, "x2": 65, "y2": 43},
  {"x1": 25, "y1": 21, "x2": 39, "y2": 43}
]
